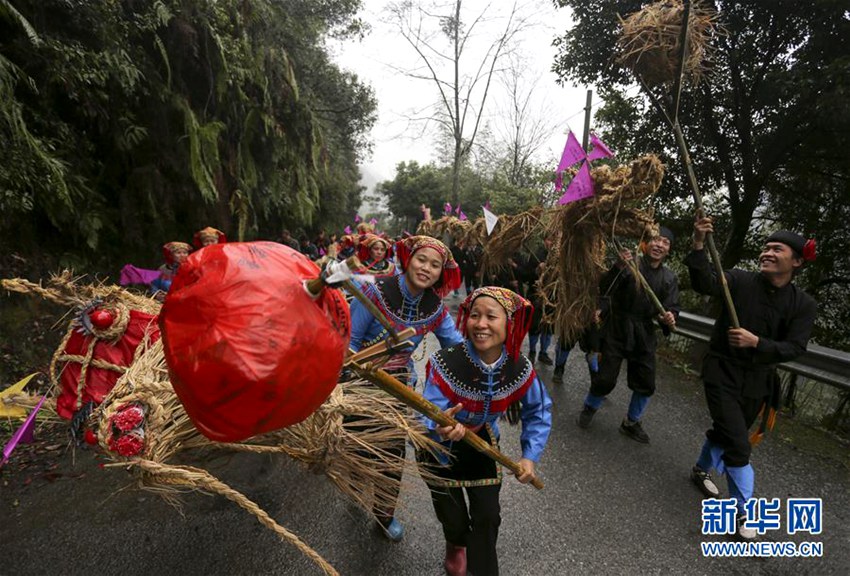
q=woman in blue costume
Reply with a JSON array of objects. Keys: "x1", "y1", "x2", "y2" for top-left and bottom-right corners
[
  {"x1": 419, "y1": 287, "x2": 552, "y2": 576},
  {"x1": 349, "y1": 234, "x2": 464, "y2": 541}
]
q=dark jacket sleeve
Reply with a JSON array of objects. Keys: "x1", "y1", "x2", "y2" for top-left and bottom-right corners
[{"x1": 684, "y1": 248, "x2": 734, "y2": 296}]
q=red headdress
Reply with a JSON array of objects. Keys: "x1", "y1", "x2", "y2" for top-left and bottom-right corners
[
  {"x1": 358, "y1": 233, "x2": 391, "y2": 262},
  {"x1": 393, "y1": 235, "x2": 461, "y2": 298},
  {"x1": 193, "y1": 227, "x2": 227, "y2": 248},
  {"x1": 456, "y1": 286, "x2": 533, "y2": 361},
  {"x1": 162, "y1": 241, "x2": 193, "y2": 266}
]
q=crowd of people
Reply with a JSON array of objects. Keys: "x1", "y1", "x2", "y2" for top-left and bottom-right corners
[{"x1": 141, "y1": 217, "x2": 815, "y2": 576}]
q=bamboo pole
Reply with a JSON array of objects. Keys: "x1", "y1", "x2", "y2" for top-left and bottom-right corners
[
  {"x1": 633, "y1": 1, "x2": 741, "y2": 328},
  {"x1": 350, "y1": 362, "x2": 544, "y2": 490}
]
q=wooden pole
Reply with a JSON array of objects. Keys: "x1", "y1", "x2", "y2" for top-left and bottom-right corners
[
  {"x1": 582, "y1": 89, "x2": 593, "y2": 150},
  {"x1": 350, "y1": 362, "x2": 544, "y2": 490},
  {"x1": 632, "y1": 4, "x2": 741, "y2": 328},
  {"x1": 612, "y1": 240, "x2": 677, "y2": 333},
  {"x1": 670, "y1": 0, "x2": 692, "y2": 123}
]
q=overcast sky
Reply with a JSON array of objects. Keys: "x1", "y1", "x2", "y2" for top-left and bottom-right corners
[{"x1": 329, "y1": 1, "x2": 600, "y2": 196}]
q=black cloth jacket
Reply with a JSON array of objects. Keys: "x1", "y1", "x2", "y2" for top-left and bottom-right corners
[{"x1": 684, "y1": 249, "x2": 817, "y2": 398}]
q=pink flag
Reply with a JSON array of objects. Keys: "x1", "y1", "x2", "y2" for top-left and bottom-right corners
[
  {"x1": 587, "y1": 133, "x2": 614, "y2": 161},
  {"x1": 555, "y1": 131, "x2": 587, "y2": 191},
  {"x1": 2, "y1": 395, "x2": 46, "y2": 467},
  {"x1": 344, "y1": 225, "x2": 352, "y2": 235},
  {"x1": 558, "y1": 161, "x2": 595, "y2": 205},
  {"x1": 369, "y1": 218, "x2": 378, "y2": 226},
  {"x1": 557, "y1": 131, "x2": 586, "y2": 172},
  {"x1": 444, "y1": 202, "x2": 452, "y2": 216},
  {"x1": 455, "y1": 203, "x2": 462, "y2": 216},
  {"x1": 484, "y1": 200, "x2": 492, "y2": 211},
  {"x1": 354, "y1": 214, "x2": 362, "y2": 223},
  {"x1": 459, "y1": 210, "x2": 467, "y2": 221}
]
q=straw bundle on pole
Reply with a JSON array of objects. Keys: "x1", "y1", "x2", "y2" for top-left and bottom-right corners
[
  {"x1": 539, "y1": 155, "x2": 664, "y2": 342},
  {"x1": 618, "y1": 0, "x2": 739, "y2": 327},
  {"x1": 416, "y1": 215, "x2": 472, "y2": 244},
  {"x1": 617, "y1": 0, "x2": 720, "y2": 87},
  {"x1": 479, "y1": 207, "x2": 545, "y2": 275}
]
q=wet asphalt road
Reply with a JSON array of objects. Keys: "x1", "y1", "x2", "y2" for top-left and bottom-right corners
[{"x1": 3, "y1": 296, "x2": 849, "y2": 575}]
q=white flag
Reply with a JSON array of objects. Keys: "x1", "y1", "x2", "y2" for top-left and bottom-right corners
[{"x1": 483, "y1": 206, "x2": 499, "y2": 236}]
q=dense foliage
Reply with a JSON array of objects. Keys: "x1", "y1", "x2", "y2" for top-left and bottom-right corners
[{"x1": 1, "y1": 0, "x2": 376, "y2": 271}]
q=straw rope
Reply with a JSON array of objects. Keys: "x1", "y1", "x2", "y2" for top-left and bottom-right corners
[
  {"x1": 135, "y1": 459, "x2": 339, "y2": 576},
  {"x1": 9, "y1": 273, "x2": 450, "y2": 570}
]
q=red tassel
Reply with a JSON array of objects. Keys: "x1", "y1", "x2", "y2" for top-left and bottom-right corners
[
  {"x1": 456, "y1": 304, "x2": 470, "y2": 338},
  {"x1": 394, "y1": 240, "x2": 412, "y2": 270},
  {"x1": 357, "y1": 242, "x2": 371, "y2": 262},
  {"x1": 802, "y1": 239, "x2": 816, "y2": 262},
  {"x1": 436, "y1": 266, "x2": 462, "y2": 298}
]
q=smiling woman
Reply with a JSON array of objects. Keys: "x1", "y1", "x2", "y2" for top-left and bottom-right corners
[
  {"x1": 418, "y1": 286, "x2": 552, "y2": 576},
  {"x1": 347, "y1": 234, "x2": 464, "y2": 541}
]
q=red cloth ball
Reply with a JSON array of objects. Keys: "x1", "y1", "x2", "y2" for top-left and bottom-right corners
[
  {"x1": 89, "y1": 308, "x2": 115, "y2": 329},
  {"x1": 160, "y1": 242, "x2": 350, "y2": 442}
]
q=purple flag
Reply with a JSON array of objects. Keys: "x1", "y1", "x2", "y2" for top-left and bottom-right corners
[
  {"x1": 354, "y1": 214, "x2": 362, "y2": 223},
  {"x1": 557, "y1": 131, "x2": 586, "y2": 172},
  {"x1": 455, "y1": 203, "x2": 462, "y2": 216},
  {"x1": 444, "y1": 202, "x2": 452, "y2": 216},
  {"x1": 344, "y1": 225, "x2": 352, "y2": 235},
  {"x1": 369, "y1": 218, "x2": 378, "y2": 226},
  {"x1": 484, "y1": 200, "x2": 492, "y2": 211},
  {"x1": 459, "y1": 210, "x2": 468, "y2": 221},
  {"x1": 555, "y1": 131, "x2": 587, "y2": 191},
  {"x1": 119, "y1": 264, "x2": 161, "y2": 287},
  {"x1": 587, "y1": 133, "x2": 614, "y2": 161},
  {"x1": 558, "y1": 161, "x2": 595, "y2": 205},
  {"x1": 1, "y1": 395, "x2": 46, "y2": 467}
]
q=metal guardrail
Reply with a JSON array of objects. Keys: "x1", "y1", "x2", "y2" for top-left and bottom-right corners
[{"x1": 674, "y1": 311, "x2": 850, "y2": 392}]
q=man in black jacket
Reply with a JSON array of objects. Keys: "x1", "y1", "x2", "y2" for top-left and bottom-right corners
[
  {"x1": 686, "y1": 217, "x2": 817, "y2": 540},
  {"x1": 577, "y1": 228, "x2": 680, "y2": 443}
]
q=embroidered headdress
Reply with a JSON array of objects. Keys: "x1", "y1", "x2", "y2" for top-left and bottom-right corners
[
  {"x1": 193, "y1": 226, "x2": 227, "y2": 248},
  {"x1": 456, "y1": 286, "x2": 533, "y2": 361},
  {"x1": 394, "y1": 235, "x2": 461, "y2": 297},
  {"x1": 162, "y1": 241, "x2": 193, "y2": 266},
  {"x1": 358, "y1": 233, "x2": 392, "y2": 262}
]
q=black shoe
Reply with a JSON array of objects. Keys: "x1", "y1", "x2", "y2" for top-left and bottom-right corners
[
  {"x1": 619, "y1": 419, "x2": 650, "y2": 443},
  {"x1": 552, "y1": 366, "x2": 564, "y2": 384},
  {"x1": 538, "y1": 352, "x2": 553, "y2": 365},
  {"x1": 690, "y1": 466, "x2": 720, "y2": 498},
  {"x1": 528, "y1": 351, "x2": 537, "y2": 363},
  {"x1": 577, "y1": 405, "x2": 596, "y2": 428}
]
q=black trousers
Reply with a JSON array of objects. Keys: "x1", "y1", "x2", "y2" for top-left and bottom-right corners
[
  {"x1": 429, "y1": 484, "x2": 502, "y2": 576},
  {"x1": 589, "y1": 338, "x2": 656, "y2": 397},
  {"x1": 701, "y1": 356, "x2": 771, "y2": 467}
]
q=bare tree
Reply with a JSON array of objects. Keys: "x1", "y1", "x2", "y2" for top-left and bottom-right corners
[
  {"x1": 476, "y1": 52, "x2": 558, "y2": 187},
  {"x1": 386, "y1": 0, "x2": 534, "y2": 205}
]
